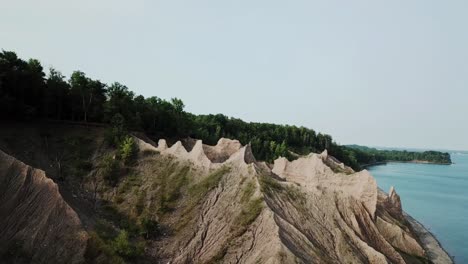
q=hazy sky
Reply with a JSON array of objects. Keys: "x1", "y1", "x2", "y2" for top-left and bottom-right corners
[{"x1": 2, "y1": 0, "x2": 467, "y2": 150}]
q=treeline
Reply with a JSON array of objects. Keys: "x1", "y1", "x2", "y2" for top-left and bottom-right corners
[
  {"x1": 0, "y1": 50, "x2": 450, "y2": 170},
  {"x1": 346, "y1": 145, "x2": 452, "y2": 165}
]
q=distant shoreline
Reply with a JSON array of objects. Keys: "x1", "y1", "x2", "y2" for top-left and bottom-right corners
[{"x1": 362, "y1": 160, "x2": 452, "y2": 168}]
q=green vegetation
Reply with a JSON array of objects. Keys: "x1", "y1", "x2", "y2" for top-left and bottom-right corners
[
  {"x1": 346, "y1": 145, "x2": 452, "y2": 166},
  {"x1": 174, "y1": 166, "x2": 231, "y2": 230},
  {"x1": 100, "y1": 155, "x2": 121, "y2": 186},
  {"x1": 101, "y1": 204, "x2": 140, "y2": 235},
  {"x1": 0, "y1": 50, "x2": 450, "y2": 170},
  {"x1": 157, "y1": 164, "x2": 190, "y2": 213},
  {"x1": 139, "y1": 217, "x2": 161, "y2": 239},
  {"x1": 235, "y1": 198, "x2": 263, "y2": 229},
  {"x1": 84, "y1": 229, "x2": 144, "y2": 263},
  {"x1": 84, "y1": 232, "x2": 125, "y2": 264},
  {"x1": 240, "y1": 180, "x2": 256, "y2": 203},
  {"x1": 259, "y1": 174, "x2": 307, "y2": 212},
  {"x1": 112, "y1": 230, "x2": 144, "y2": 259},
  {"x1": 106, "y1": 113, "x2": 127, "y2": 146},
  {"x1": 187, "y1": 166, "x2": 230, "y2": 206},
  {"x1": 259, "y1": 174, "x2": 284, "y2": 197},
  {"x1": 231, "y1": 179, "x2": 263, "y2": 235},
  {"x1": 91, "y1": 205, "x2": 148, "y2": 262},
  {"x1": 119, "y1": 136, "x2": 137, "y2": 165}
]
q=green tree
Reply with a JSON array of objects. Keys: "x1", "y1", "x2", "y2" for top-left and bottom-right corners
[
  {"x1": 106, "y1": 113, "x2": 127, "y2": 146},
  {"x1": 69, "y1": 71, "x2": 106, "y2": 122},
  {"x1": 171, "y1": 97, "x2": 185, "y2": 113},
  {"x1": 119, "y1": 136, "x2": 136, "y2": 165},
  {"x1": 105, "y1": 82, "x2": 135, "y2": 125},
  {"x1": 45, "y1": 68, "x2": 70, "y2": 119}
]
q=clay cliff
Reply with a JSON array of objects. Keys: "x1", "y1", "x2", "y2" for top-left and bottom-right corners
[
  {"x1": 0, "y1": 150, "x2": 87, "y2": 263},
  {"x1": 133, "y1": 137, "x2": 450, "y2": 264},
  {"x1": 0, "y1": 128, "x2": 453, "y2": 263}
]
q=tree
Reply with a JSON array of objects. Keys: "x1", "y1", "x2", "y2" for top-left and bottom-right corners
[
  {"x1": 0, "y1": 51, "x2": 47, "y2": 119},
  {"x1": 106, "y1": 113, "x2": 127, "y2": 146},
  {"x1": 26, "y1": 59, "x2": 46, "y2": 116},
  {"x1": 105, "y1": 82, "x2": 135, "y2": 125},
  {"x1": 0, "y1": 50, "x2": 451, "y2": 171},
  {"x1": 87, "y1": 79, "x2": 107, "y2": 121},
  {"x1": 69, "y1": 71, "x2": 106, "y2": 122},
  {"x1": 170, "y1": 97, "x2": 185, "y2": 113},
  {"x1": 45, "y1": 68, "x2": 70, "y2": 119}
]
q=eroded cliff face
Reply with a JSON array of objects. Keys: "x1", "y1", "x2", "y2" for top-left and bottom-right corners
[
  {"x1": 0, "y1": 150, "x2": 87, "y2": 263},
  {"x1": 0, "y1": 131, "x2": 451, "y2": 264},
  {"x1": 131, "y1": 137, "x2": 440, "y2": 264}
]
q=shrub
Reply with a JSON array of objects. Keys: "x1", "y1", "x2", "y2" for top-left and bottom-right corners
[
  {"x1": 140, "y1": 217, "x2": 161, "y2": 239},
  {"x1": 101, "y1": 204, "x2": 140, "y2": 235},
  {"x1": 100, "y1": 155, "x2": 120, "y2": 186},
  {"x1": 105, "y1": 113, "x2": 127, "y2": 147},
  {"x1": 119, "y1": 136, "x2": 137, "y2": 165},
  {"x1": 112, "y1": 230, "x2": 132, "y2": 257},
  {"x1": 111, "y1": 230, "x2": 144, "y2": 259},
  {"x1": 84, "y1": 232, "x2": 124, "y2": 264}
]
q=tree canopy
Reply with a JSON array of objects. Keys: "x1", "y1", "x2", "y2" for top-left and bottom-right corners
[{"x1": 0, "y1": 50, "x2": 451, "y2": 170}]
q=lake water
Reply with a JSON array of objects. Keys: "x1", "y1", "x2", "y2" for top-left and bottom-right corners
[{"x1": 368, "y1": 153, "x2": 468, "y2": 263}]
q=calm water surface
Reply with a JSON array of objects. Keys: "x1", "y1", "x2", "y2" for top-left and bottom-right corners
[{"x1": 368, "y1": 153, "x2": 468, "y2": 263}]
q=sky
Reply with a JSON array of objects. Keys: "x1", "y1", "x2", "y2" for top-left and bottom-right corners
[{"x1": 1, "y1": 0, "x2": 467, "y2": 150}]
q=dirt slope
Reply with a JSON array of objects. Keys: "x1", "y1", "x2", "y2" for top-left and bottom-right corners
[
  {"x1": 0, "y1": 150, "x2": 87, "y2": 263},
  {"x1": 0, "y1": 124, "x2": 452, "y2": 264},
  {"x1": 130, "y1": 137, "x2": 450, "y2": 264}
]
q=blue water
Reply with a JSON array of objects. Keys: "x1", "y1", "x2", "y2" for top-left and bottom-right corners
[{"x1": 368, "y1": 153, "x2": 468, "y2": 263}]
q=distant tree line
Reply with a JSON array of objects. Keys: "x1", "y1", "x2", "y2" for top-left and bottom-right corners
[
  {"x1": 0, "y1": 50, "x2": 451, "y2": 170},
  {"x1": 345, "y1": 145, "x2": 451, "y2": 165}
]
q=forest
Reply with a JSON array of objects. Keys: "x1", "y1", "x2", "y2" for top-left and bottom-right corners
[
  {"x1": 346, "y1": 145, "x2": 452, "y2": 165},
  {"x1": 0, "y1": 50, "x2": 451, "y2": 170}
]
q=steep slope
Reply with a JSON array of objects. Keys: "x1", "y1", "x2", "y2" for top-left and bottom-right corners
[
  {"x1": 128, "y1": 137, "x2": 451, "y2": 264},
  {"x1": 0, "y1": 150, "x2": 87, "y2": 263},
  {"x1": 0, "y1": 124, "x2": 452, "y2": 264}
]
